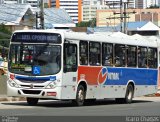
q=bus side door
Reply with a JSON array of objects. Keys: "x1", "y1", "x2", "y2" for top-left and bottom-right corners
[{"x1": 62, "y1": 43, "x2": 78, "y2": 99}]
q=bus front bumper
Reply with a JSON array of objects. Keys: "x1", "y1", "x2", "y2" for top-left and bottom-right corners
[{"x1": 7, "y1": 84, "x2": 61, "y2": 99}]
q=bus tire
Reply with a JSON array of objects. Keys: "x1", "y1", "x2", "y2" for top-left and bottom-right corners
[
  {"x1": 73, "y1": 85, "x2": 86, "y2": 106},
  {"x1": 125, "y1": 84, "x2": 134, "y2": 104},
  {"x1": 27, "y1": 97, "x2": 39, "y2": 106},
  {"x1": 116, "y1": 84, "x2": 134, "y2": 104}
]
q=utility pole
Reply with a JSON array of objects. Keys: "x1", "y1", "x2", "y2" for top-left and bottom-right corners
[
  {"x1": 123, "y1": 2, "x2": 127, "y2": 34},
  {"x1": 40, "y1": 0, "x2": 44, "y2": 29},
  {"x1": 36, "y1": 12, "x2": 38, "y2": 29},
  {"x1": 120, "y1": 0, "x2": 123, "y2": 32},
  {"x1": 106, "y1": 0, "x2": 135, "y2": 34}
]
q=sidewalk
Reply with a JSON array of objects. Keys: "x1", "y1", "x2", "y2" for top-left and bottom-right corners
[{"x1": 0, "y1": 95, "x2": 26, "y2": 102}]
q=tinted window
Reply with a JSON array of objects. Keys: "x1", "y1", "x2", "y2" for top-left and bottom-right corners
[
  {"x1": 102, "y1": 43, "x2": 113, "y2": 66},
  {"x1": 80, "y1": 41, "x2": 88, "y2": 65},
  {"x1": 89, "y1": 42, "x2": 101, "y2": 66},
  {"x1": 127, "y1": 46, "x2": 137, "y2": 67},
  {"x1": 148, "y1": 48, "x2": 157, "y2": 68},
  {"x1": 115, "y1": 44, "x2": 126, "y2": 67},
  {"x1": 138, "y1": 47, "x2": 147, "y2": 68}
]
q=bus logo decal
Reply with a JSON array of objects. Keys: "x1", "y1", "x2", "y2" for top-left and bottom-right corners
[{"x1": 98, "y1": 67, "x2": 108, "y2": 85}]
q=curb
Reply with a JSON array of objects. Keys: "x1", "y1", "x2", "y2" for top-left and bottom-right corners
[
  {"x1": 145, "y1": 93, "x2": 160, "y2": 97},
  {"x1": 0, "y1": 97, "x2": 26, "y2": 102}
]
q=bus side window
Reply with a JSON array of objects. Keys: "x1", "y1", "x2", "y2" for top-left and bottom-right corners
[
  {"x1": 138, "y1": 47, "x2": 147, "y2": 68},
  {"x1": 127, "y1": 46, "x2": 137, "y2": 67},
  {"x1": 115, "y1": 44, "x2": 126, "y2": 67},
  {"x1": 89, "y1": 42, "x2": 101, "y2": 66},
  {"x1": 102, "y1": 43, "x2": 113, "y2": 66},
  {"x1": 80, "y1": 41, "x2": 88, "y2": 65},
  {"x1": 148, "y1": 48, "x2": 157, "y2": 68},
  {"x1": 64, "y1": 44, "x2": 77, "y2": 72}
]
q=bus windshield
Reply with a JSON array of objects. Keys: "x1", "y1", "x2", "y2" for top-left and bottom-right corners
[{"x1": 9, "y1": 44, "x2": 61, "y2": 76}]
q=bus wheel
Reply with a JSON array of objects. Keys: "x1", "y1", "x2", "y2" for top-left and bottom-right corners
[
  {"x1": 125, "y1": 84, "x2": 134, "y2": 104},
  {"x1": 27, "y1": 97, "x2": 39, "y2": 106},
  {"x1": 116, "y1": 84, "x2": 134, "y2": 104},
  {"x1": 73, "y1": 85, "x2": 85, "y2": 106}
]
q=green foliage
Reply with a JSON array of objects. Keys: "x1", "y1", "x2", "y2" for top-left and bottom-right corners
[
  {"x1": 0, "y1": 39, "x2": 10, "y2": 47},
  {"x1": 148, "y1": 5, "x2": 159, "y2": 8},
  {"x1": 0, "y1": 24, "x2": 11, "y2": 35},
  {"x1": 0, "y1": 24, "x2": 11, "y2": 48},
  {"x1": 77, "y1": 18, "x2": 96, "y2": 27}
]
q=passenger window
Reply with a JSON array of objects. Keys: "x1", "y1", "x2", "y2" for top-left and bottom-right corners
[
  {"x1": 148, "y1": 48, "x2": 157, "y2": 68},
  {"x1": 115, "y1": 44, "x2": 126, "y2": 67},
  {"x1": 64, "y1": 44, "x2": 77, "y2": 72},
  {"x1": 138, "y1": 47, "x2": 147, "y2": 68},
  {"x1": 80, "y1": 41, "x2": 88, "y2": 65},
  {"x1": 127, "y1": 46, "x2": 137, "y2": 67},
  {"x1": 89, "y1": 42, "x2": 101, "y2": 66},
  {"x1": 102, "y1": 43, "x2": 113, "y2": 66}
]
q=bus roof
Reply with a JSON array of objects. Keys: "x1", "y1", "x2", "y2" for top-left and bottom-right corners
[
  {"x1": 12, "y1": 29, "x2": 158, "y2": 48},
  {"x1": 64, "y1": 31, "x2": 158, "y2": 48}
]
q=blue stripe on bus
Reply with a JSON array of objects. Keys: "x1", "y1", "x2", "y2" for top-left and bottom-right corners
[
  {"x1": 15, "y1": 75, "x2": 56, "y2": 81},
  {"x1": 104, "y1": 68, "x2": 158, "y2": 85}
]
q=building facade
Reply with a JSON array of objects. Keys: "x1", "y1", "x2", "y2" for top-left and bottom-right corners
[
  {"x1": 82, "y1": 0, "x2": 109, "y2": 22},
  {"x1": 96, "y1": 9, "x2": 160, "y2": 27},
  {"x1": 49, "y1": 0, "x2": 81, "y2": 23},
  {"x1": 25, "y1": 0, "x2": 39, "y2": 8}
]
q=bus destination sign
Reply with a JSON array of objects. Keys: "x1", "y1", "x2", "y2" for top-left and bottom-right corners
[{"x1": 12, "y1": 32, "x2": 62, "y2": 43}]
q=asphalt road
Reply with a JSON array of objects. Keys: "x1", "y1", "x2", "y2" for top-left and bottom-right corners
[{"x1": 0, "y1": 97, "x2": 160, "y2": 116}]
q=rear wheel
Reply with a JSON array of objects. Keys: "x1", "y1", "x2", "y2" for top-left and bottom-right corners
[
  {"x1": 27, "y1": 97, "x2": 39, "y2": 106},
  {"x1": 125, "y1": 84, "x2": 134, "y2": 103},
  {"x1": 73, "y1": 85, "x2": 86, "y2": 106},
  {"x1": 116, "y1": 84, "x2": 134, "y2": 104}
]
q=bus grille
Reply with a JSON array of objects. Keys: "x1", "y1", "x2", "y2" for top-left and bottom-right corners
[
  {"x1": 19, "y1": 80, "x2": 46, "y2": 83},
  {"x1": 22, "y1": 90, "x2": 41, "y2": 95},
  {"x1": 20, "y1": 85, "x2": 44, "y2": 88}
]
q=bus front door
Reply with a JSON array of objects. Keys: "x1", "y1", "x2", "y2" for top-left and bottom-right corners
[{"x1": 62, "y1": 43, "x2": 78, "y2": 99}]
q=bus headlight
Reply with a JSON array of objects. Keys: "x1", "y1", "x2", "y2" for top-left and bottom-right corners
[
  {"x1": 45, "y1": 82, "x2": 56, "y2": 89},
  {"x1": 8, "y1": 80, "x2": 19, "y2": 88}
]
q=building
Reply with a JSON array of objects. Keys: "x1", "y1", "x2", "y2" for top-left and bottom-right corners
[
  {"x1": 44, "y1": 8, "x2": 76, "y2": 28},
  {"x1": 25, "y1": 0, "x2": 39, "y2": 8},
  {"x1": 1, "y1": 0, "x2": 39, "y2": 7},
  {"x1": 3, "y1": 0, "x2": 17, "y2": 4},
  {"x1": 135, "y1": 0, "x2": 160, "y2": 9},
  {"x1": 0, "y1": 4, "x2": 35, "y2": 31},
  {"x1": 87, "y1": 21, "x2": 160, "y2": 36},
  {"x1": 104, "y1": 0, "x2": 160, "y2": 9},
  {"x1": 104, "y1": 0, "x2": 135, "y2": 9},
  {"x1": 0, "y1": 0, "x2": 3, "y2": 4},
  {"x1": 82, "y1": 0, "x2": 109, "y2": 22},
  {"x1": 48, "y1": 0, "x2": 82, "y2": 23},
  {"x1": 0, "y1": 4, "x2": 75, "y2": 31},
  {"x1": 96, "y1": 9, "x2": 160, "y2": 27}
]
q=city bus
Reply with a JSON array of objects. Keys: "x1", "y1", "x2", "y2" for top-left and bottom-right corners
[{"x1": 7, "y1": 29, "x2": 159, "y2": 106}]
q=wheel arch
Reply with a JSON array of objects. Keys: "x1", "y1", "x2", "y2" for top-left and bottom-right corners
[
  {"x1": 126, "y1": 80, "x2": 135, "y2": 92},
  {"x1": 77, "y1": 80, "x2": 87, "y2": 92}
]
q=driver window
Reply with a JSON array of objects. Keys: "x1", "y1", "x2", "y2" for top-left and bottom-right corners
[{"x1": 64, "y1": 43, "x2": 77, "y2": 72}]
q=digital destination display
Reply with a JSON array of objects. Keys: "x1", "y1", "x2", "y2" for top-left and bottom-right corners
[{"x1": 12, "y1": 32, "x2": 62, "y2": 43}]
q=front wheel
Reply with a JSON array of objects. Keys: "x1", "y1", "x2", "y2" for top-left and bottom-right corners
[
  {"x1": 27, "y1": 97, "x2": 39, "y2": 106},
  {"x1": 73, "y1": 85, "x2": 86, "y2": 106}
]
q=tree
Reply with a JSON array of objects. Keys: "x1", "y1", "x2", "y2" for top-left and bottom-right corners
[
  {"x1": 148, "y1": 5, "x2": 159, "y2": 9},
  {"x1": 77, "y1": 18, "x2": 96, "y2": 27}
]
